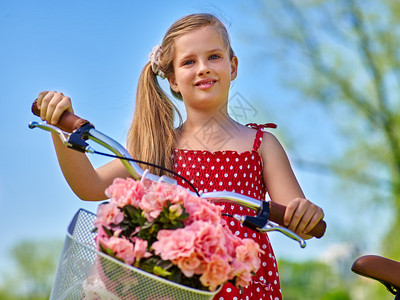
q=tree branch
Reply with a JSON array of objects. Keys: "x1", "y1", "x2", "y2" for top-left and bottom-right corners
[{"x1": 280, "y1": 0, "x2": 386, "y2": 128}]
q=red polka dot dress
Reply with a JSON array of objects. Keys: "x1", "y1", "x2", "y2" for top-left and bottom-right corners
[{"x1": 172, "y1": 124, "x2": 282, "y2": 300}]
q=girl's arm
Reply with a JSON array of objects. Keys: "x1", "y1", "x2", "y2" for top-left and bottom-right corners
[
  {"x1": 37, "y1": 91, "x2": 131, "y2": 201},
  {"x1": 260, "y1": 132, "x2": 324, "y2": 239}
]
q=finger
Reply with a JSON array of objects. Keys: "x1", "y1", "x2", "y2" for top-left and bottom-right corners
[
  {"x1": 39, "y1": 91, "x2": 56, "y2": 121},
  {"x1": 51, "y1": 96, "x2": 73, "y2": 124},
  {"x1": 45, "y1": 92, "x2": 64, "y2": 124},
  {"x1": 294, "y1": 204, "x2": 318, "y2": 234},
  {"x1": 36, "y1": 91, "x2": 50, "y2": 111},
  {"x1": 283, "y1": 199, "x2": 299, "y2": 227},
  {"x1": 46, "y1": 93, "x2": 66, "y2": 125},
  {"x1": 287, "y1": 199, "x2": 312, "y2": 233},
  {"x1": 303, "y1": 207, "x2": 324, "y2": 235}
]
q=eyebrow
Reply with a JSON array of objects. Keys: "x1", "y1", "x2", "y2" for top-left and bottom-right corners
[{"x1": 177, "y1": 47, "x2": 225, "y2": 61}]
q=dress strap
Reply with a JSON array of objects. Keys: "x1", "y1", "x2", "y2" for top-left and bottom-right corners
[
  {"x1": 246, "y1": 123, "x2": 277, "y2": 130},
  {"x1": 246, "y1": 123, "x2": 277, "y2": 151}
]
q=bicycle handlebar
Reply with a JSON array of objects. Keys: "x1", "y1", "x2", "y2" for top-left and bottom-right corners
[
  {"x1": 30, "y1": 100, "x2": 326, "y2": 244},
  {"x1": 209, "y1": 192, "x2": 325, "y2": 239}
]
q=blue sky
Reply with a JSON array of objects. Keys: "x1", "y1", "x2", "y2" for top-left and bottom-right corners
[{"x1": 0, "y1": 0, "x2": 377, "y2": 275}]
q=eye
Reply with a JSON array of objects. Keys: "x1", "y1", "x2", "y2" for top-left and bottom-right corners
[
  {"x1": 209, "y1": 54, "x2": 220, "y2": 60},
  {"x1": 182, "y1": 60, "x2": 194, "y2": 66}
]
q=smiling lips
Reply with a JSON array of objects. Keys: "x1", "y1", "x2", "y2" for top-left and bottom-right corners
[{"x1": 195, "y1": 79, "x2": 217, "y2": 89}]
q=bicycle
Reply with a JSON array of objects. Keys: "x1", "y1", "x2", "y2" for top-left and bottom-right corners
[{"x1": 29, "y1": 100, "x2": 326, "y2": 299}]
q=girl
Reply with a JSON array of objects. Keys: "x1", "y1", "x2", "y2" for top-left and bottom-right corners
[{"x1": 36, "y1": 13, "x2": 324, "y2": 300}]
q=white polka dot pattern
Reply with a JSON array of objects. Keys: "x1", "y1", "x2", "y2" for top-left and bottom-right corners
[
  {"x1": 174, "y1": 150, "x2": 265, "y2": 200},
  {"x1": 173, "y1": 126, "x2": 282, "y2": 300}
]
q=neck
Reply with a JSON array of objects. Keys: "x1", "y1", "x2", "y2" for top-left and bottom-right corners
[{"x1": 180, "y1": 107, "x2": 239, "y2": 134}]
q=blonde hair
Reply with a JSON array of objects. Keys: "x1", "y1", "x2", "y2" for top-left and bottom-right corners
[{"x1": 127, "y1": 13, "x2": 234, "y2": 176}]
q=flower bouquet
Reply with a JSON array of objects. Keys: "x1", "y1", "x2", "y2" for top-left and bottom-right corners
[{"x1": 91, "y1": 177, "x2": 264, "y2": 299}]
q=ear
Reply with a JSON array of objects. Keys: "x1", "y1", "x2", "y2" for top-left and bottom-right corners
[
  {"x1": 168, "y1": 75, "x2": 180, "y2": 93},
  {"x1": 230, "y1": 56, "x2": 238, "y2": 81}
]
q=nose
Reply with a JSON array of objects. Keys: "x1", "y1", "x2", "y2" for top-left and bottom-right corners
[{"x1": 197, "y1": 59, "x2": 211, "y2": 76}]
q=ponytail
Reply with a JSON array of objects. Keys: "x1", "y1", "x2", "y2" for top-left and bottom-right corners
[{"x1": 127, "y1": 62, "x2": 181, "y2": 176}]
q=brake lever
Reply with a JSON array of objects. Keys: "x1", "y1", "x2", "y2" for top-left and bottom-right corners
[
  {"x1": 227, "y1": 199, "x2": 306, "y2": 248},
  {"x1": 29, "y1": 121, "x2": 95, "y2": 153},
  {"x1": 232, "y1": 214, "x2": 306, "y2": 248},
  {"x1": 29, "y1": 121, "x2": 72, "y2": 147},
  {"x1": 259, "y1": 221, "x2": 306, "y2": 248}
]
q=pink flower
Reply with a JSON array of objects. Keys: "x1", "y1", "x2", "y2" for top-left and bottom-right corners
[
  {"x1": 96, "y1": 178, "x2": 266, "y2": 293},
  {"x1": 139, "y1": 191, "x2": 168, "y2": 221},
  {"x1": 94, "y1": 224, "x2": 110, "y2": 248},
  {"x1": 130, "y1": 181, "x2": 178, "y2": 221},
  {"x1": 230, "y1": 259, "x2": 253, "y2": 288},
  {"x1": 100, "y1": 236, "x2": 135, "y2": 265},
  {"x1": 236, "y1": 239, "x2": 264, "y2": 272},
  {"x1": 94, "y1": 203, "x2": 124, "y2": 230},
  {"x1": 220, "y1": 221, "x2": 241, "y2": 257},
  {"x1": 183, "y1": 194, "x2": 222, "y2": 225},
  {"x1": 153, "y1": 181, "x2": 180, "y2": 203},
  {"x1": 191, "y1": 221, "x2": 229, "y2": 263},
  {"x1": 131, "y1": 237, "x2": 152, "y2": 261},
  {"x1": 105, "y1": 177, "x2": 145, "y2": 208},
  {"x1": 200, "y1": 254, "x2": 231, "y2": 291},
  {"x1": 175, "y1": 252, "x2": 205, "y2": 277},
  {"x1": 152, "y1": 228, "x2": 195, "y2": 261},
  {"x1": 170, "y1": 185, "x2": 191, "y2": 204}
]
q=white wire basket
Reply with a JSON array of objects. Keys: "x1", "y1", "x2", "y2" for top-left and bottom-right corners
[{"x1": 50, "y1": 209, "x2": 220, "y2": 300}]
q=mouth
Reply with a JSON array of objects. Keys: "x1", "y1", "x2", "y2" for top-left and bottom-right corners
[{"x1": 195, "y1": 80, "x2": 217, "y2": 88}]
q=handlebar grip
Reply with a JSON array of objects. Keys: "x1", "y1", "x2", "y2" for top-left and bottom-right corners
[
  {"x1": 269, "y1": 201, "x2": 326, "y2": 238},
  {"x1": 31, "y1": 99, "x2": 91, "y2": 133}
]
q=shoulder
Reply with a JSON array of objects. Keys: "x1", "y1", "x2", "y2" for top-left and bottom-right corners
[
  {"x1": 218, "y1": 122, "x2": 257, "y2": 152},
  {"x1": 259, "y1": 131, "x2": 289, "y2": 163},
  {"x1": 260, "y1": 131, "x2": 281, "y2": 146}
]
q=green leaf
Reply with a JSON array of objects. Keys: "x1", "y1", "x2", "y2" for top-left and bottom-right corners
[
  {"x1": 177, "y1": 211, "x2": 189, "y2": 221},
  {"x1": 102, "y1": 226, "x2": 113, "y2": 237},
  {"x1": 153, "y1": 266, "x2": 172, "y2": 277},
  {"x1": 123, "y1": 205, "x2": 146, "y2": 226}
]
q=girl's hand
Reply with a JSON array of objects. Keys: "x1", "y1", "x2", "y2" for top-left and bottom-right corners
[
  {"x1": 36, "y1": 91, "x2": 74, "y2": 125},
  {"x1": 283, "y1": 198, "x2": 324, "y2": 239}
]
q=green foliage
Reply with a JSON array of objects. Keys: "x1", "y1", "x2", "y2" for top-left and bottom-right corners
[
  {"x1": 278, "y1": 259, "x2": 351, "y2": 300},
  {"x1": 0, "y1": 239, "x2": 63, "y2": 300},
  {"x1": 383, "y1": 217, "x2": 400, "y2": 260},
  {"x1": 279, "y1": 258, "x2": 393, "y2": 299},
  {"x1": 248, "y1": 0, "x2": 400, "y2": 258},
  {"x1": 117, "y1": 202, "x2": 188, "y2": 244}
]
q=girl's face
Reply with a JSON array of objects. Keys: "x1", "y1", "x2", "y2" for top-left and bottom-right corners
[{"x1": 168, "y1": 26, "x2": 238, "y2": 112}]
